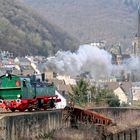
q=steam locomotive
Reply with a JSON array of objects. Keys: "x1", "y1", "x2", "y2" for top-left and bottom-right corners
[{"x1": 0, "y1": 73, "x2": 61, "y2": 112}]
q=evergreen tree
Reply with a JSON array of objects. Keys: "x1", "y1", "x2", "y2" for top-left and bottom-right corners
[{"x1": 69, "y1": 78, "x2": 120, "y2": 107}]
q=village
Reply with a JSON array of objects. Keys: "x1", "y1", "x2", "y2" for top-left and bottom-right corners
[{"x1": 0, "y1": 35, "x2": 140, "y2": 108}]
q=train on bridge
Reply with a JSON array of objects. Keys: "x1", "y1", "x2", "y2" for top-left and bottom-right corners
[
  {"x1": 0, "y1": 73, "x2": 112, "y2": 127},
  {"x1": 0, "y1": 73, "x2": 61, "y2": 112}
]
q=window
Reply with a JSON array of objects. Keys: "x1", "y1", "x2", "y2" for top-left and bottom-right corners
[{"x1": 23, "y1": 79, "x2": 27, "y2": 87}]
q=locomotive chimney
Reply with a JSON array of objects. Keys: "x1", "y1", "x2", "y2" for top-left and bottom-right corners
[{"x1": 41, "y1": 73, "x2": 45, "y2": 81}]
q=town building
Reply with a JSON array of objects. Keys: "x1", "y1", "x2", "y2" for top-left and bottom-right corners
[
  {"x1": 90, "y1": 40, "x2": 106, "y2": 49},
  {"x1": 104, "y1": 82, "x2": 132, "y2": 104}
]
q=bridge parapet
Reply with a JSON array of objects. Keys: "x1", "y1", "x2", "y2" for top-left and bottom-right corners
[{"x1": 92, "y1": 107, "x2": 140, "y2": 125}]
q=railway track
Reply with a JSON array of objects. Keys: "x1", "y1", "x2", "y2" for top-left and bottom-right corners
[
  {"x1": 0, "y1": 106, "x2": 113, "y2": 128},
  {"x1": 0, "y1": 108, "x2": 61, "y2": 116}
]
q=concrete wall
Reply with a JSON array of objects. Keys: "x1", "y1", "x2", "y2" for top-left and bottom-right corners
[
  {"x1": 92, "y1": 107, "x2": 140, "y2": 124},
  {"x1": 0, "y1": 110, "x2": 69, "y2": 140},
  {"x1": 103, "y1": 127, "x2": 140, "y2": 140},
  {"x1": 92, "y1": 108, "x2": 140, "y2": 140}
]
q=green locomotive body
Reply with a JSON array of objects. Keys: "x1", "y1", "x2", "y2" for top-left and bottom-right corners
[
  {"x1": 0, "y1": 74, "x2": 21, "y2": 100},
  {"x1": 0, "y1": 74, "x2": 60, "y2": 111}
]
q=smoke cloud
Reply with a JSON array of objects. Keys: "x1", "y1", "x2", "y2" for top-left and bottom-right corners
[
  {"x1": 47, "y1": 45, "x2": 140, "y2": 80},
  {"x1": 115, "y1": 56, "x2": 140, "y2": 80},
  {"x1": 46, "y1": 44, "x2": 112, "y2": 79},
  {"x1": 46, "y1": 44, "x2": 140, "y2": 81}
]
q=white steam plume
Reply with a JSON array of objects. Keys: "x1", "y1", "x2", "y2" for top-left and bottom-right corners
[
  {"x1": 113, "y1": 56, "x2": 140, "y2": 81},
  {"x1": 46, "y1": 44, "x2": 140, "y2": 81},
  {"x1": 46, "y1": 44, "x2": 112, "y2": 79}
]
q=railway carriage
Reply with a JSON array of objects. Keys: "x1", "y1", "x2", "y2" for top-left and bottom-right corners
[{"x1": 0, "y1": 73, "x2": 61, "y2": 112}]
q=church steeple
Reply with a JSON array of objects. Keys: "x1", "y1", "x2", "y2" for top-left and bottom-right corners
[
  {"x1": 138, "y1": 5, "x2": 140, "y2": 37},
  {"x1": 137, "y1": 6, "x2": 140, "y2": 37},
  {"x1": 137, "y1": 5, "x2": 140, "y2": 56},
  {"x1": 132, "y1": 5, "x2": 140, "y2": 56}
]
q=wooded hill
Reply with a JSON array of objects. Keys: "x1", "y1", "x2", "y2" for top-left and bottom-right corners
[
  {"x1": 24, "y1": 0, "x2": 139, "y2": 48},
  {"x1": 0, "y1": 0, "x2": 78, "y2": 56}
]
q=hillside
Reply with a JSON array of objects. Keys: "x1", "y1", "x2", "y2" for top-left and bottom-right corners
[
  {"x1": 0, "y1": 0, "x2": 78, "y2": 56},
  {"x1": 24, "y1": 0, "x2": 140, "y2": 48}
]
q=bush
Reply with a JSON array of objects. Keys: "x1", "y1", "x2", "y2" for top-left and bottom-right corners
[{"x1": 106, "y1": 94, "x2": 120, "y2": 107}]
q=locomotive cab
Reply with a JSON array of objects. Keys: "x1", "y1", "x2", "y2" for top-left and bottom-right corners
[{"x1": 20, "y1": 77, "x2": 34, "y2": 99}]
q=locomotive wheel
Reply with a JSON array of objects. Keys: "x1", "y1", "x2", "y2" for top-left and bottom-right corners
[
  {"x1": 10, "y1": 108, "x2": 15, "y2": 112},
  {"x1": 19, "y1": 109, "x2": 25, "y2": 112},
  {"x1": 28, "y1": 108, "x2": 32, "y2": 112}
]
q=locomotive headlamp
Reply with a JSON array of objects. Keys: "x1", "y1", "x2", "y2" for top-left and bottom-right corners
[
  {"x1": 17, "y1": 94, "x2": 21, "y2": 98},
  {"x1": 0, "y1": 99, "x2": 3, "y2": 104}
]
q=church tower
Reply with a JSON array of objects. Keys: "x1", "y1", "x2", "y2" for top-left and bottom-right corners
[{"x1": 132, "y1": 6, "x2": 140, "y2": 56}]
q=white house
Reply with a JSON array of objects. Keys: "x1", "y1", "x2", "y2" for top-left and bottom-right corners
[
  {"x1": 105, "y1": 82, "x2": 132, "y2": 104},
  {"x1": 114, "y1": 87, "x2": 128, "y2": 103}
]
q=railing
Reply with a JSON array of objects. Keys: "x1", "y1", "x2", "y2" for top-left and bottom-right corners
[{"x1": 63, "y1": 105, "x2": 113, "y2": 128}]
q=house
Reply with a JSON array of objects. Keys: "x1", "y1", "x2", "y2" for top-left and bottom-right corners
[
  {"x1": 114, "y1": 87, "x2": 128, "y2": 103},
  {"x1": 105, "y1": 82, "x2": 132, "y2": 104},
  {"x1": 14, "y1": 57, "x2": 31, "y2": 66},
  {"x1": 44, "y1": 71, "x2": 57, "y2": 80},
  {"x1": 56, "y1": 75, "x2": 76, "y2": 85},
  {"x1": 131, "y1": 82, "x2": 140, "y2": 101},
  {"x1": 48, "y1": 78, "x2": 72, "y2": 95},
  {"x1": 14, "y1": 57, "x2": 35, "y2": 75}
]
